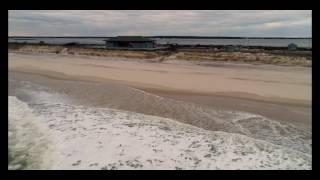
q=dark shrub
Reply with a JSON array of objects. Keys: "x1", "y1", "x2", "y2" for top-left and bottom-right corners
[{"x1": 63, "y1": 42, "x2": 79, "y2": 47}]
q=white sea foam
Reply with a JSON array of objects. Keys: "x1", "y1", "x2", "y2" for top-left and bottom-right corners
[
  {"x1": 8, "y1": 96, "x2": 55, "y2": 170},
  {"x1": 8, "y1": 95, "x2": 311, "y2": 170}
]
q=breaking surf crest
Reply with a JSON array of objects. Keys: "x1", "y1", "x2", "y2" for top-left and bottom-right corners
[{"x1": 8, "y1": 96, "x2": 54, "y2": 170}]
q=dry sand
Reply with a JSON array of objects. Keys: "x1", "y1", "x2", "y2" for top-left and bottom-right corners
[{"x1": 9, "y1": 52, "x2": 311, "y2": 103}]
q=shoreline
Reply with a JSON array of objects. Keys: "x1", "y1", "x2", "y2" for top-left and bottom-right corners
[
  {"x1": 9, "y1": 53, "x2": 312, "y2": 129},
  {"x1": 9, "y1": 67, "x2": 311, "y2": 108},
  {"x1": 9, "y1": 70, "x2": 312, "y2": 130}
]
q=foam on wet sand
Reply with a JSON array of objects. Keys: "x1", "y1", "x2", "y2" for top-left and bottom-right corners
[{"x1": 9, "y1": 96, "x2": 311, "y2": 170}]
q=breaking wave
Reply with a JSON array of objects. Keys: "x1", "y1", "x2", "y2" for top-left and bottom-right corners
[
  {"x1": 8, "y1": 95, "x2": 311, "y2": 170},
  {"x1": 8, "y1": 96, "x2": 53, "y2": 170}
]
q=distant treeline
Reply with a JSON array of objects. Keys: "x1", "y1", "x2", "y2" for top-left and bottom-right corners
[{"x1": 9, "y1": 36, "x2": 312, "y2": 39}]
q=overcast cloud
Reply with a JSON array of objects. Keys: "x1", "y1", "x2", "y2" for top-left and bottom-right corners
[{"x1": 8, "y1": 10, "x2": 312, "y2": 37}]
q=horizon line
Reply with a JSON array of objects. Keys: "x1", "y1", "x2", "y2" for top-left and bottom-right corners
[{"x1": 8, "y1": 35, "x2": 312, "y2": 39}]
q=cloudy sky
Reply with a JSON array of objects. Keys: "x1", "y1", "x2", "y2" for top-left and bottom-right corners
[{"x1": 9, "y1": 10, "x2": 312, "y2": 37}]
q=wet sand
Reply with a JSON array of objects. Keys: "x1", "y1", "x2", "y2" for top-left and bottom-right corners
[
  {"x1": 9, "y1": 52, "x2": 311, "y2": 130},
  {"x1": 143, "y1": 89, "x2": 311, "y2": 130}
]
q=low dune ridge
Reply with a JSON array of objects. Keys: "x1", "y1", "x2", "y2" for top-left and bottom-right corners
[{"x1": 9, "y1": 44, "x2": 311, "y2": 66}]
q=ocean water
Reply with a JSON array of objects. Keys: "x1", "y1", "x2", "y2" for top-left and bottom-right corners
[
  {"x1": 8, "y1": 37, "x2": 312, "y2": 48},
  {"x1": 8, "y1": 77, "x2": 311, "y2": 169}
]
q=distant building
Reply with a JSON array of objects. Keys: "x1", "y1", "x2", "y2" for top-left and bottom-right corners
[
  {"x1": 288, "y1": 43, "x2": 298, "y2": 50},
  {"x1": 104, "y1": 36, "x2": 155, "y2": 49}
]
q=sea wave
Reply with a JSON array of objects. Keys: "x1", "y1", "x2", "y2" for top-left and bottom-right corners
[
  {"x1": 8, "y1": 95, "x2": 311, "y2": 170},
  {"x1": 8, "y1": 96, "x2": 53, "y2": 170}
]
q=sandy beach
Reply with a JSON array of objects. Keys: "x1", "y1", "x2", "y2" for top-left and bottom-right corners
[
  {"x1": 9, "y1": 52, "x2": 311, "y2": 126},
  {"x1": 9, "y1": 52, "x2": 311, "y2": 102},
  {"x1": 8, "y1": 52, "x2": 312, "y2": 169}
]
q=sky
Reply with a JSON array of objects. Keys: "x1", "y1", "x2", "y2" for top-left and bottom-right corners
[{"x1": 8, "y1": 10, "x2": 312, "y2": 37}]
